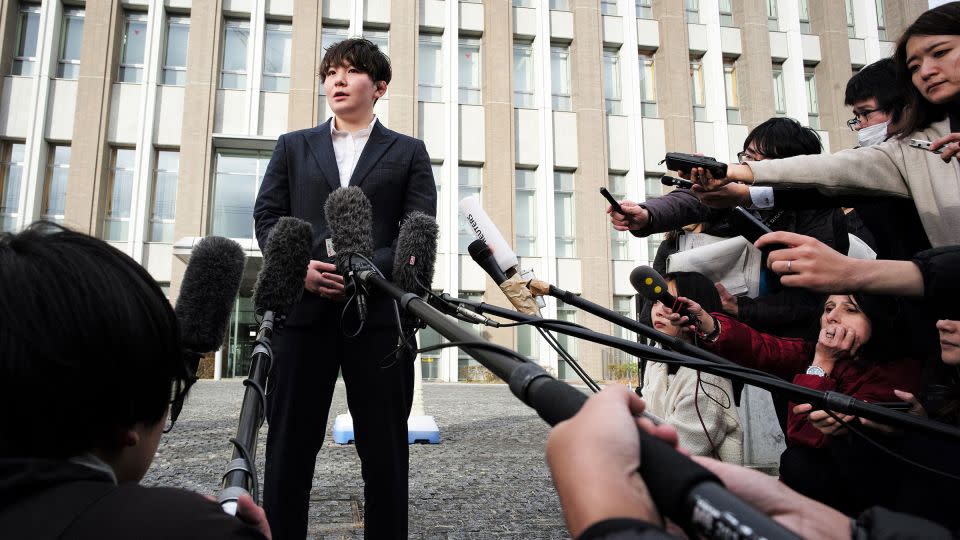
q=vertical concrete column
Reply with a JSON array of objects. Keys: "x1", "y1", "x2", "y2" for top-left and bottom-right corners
[
  {"x1": 64, "y1": 0, "x2": 121, "y2": 234},
  {"x1": 288, "y1": 0, "x2": 320, "y2": 130},
  {"x1": 170, "y1": 0, "x2": 222, "y2": 299},
  {"x1": 734, "y1": 0, "x2": 775, "y2": 130},
  {"x1": 810, "y1": 0, "x2": 856, "y2": 150},
  {"x1": 652, "y1": 0, "x2": 693, "y2": 153},
  {"x1": 388, "y1": 0, "x2": 417, "y2": 136},
  {"x1": 882, "y1": 0, "x2": 925, "y2": 43},
  {"x1": 571, "y1": 0, "x2": 609, "y2": 376},
  {"x1": 479, "y1": 0, "x2": 516, "y2": 351}
]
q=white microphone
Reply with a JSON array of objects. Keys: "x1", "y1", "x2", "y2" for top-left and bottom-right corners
[{"x1": 458, "y1": 195, "x2": 519, "y2": 275}]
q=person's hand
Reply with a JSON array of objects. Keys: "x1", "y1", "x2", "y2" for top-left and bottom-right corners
[
  {"x1": 546, "y1": 385, "x2": 678, "y2": 538},
  {"x1": 305, "y1": 260, "x2": 346, "y2": 301},
  {"x1": 685, "y1": 163, "x2": 754, "y2": 191},
  {"x1": 666, "y1": 296, "x2": 715, "y2": 335},
  {"x1": 859, "y1": 389, "x2": 927, "y2": 433},
  {"x1": 813, "y1": 324, "x2": 862, "y2": 372},
  {"x1": 930, "y1": 132, "x2": 960, "y2": 163},
  {"x1": 792, "y1": 404, "x2": 856, "y2": 436},
  {"x1": 608, "y1": 200, "x2": 650, "y2": 231},
  {"x1": 757, "y1": 231, "x2": 856, "y2": 293},
  {"x1": 691, "y1": 456, "x2": 851, "y2": 540},
  {"x1": 694, "y1": 182, "x2": 752, "y2": 209},
  {"x1": 236, "y1": 493, "x2": 272, "y2": 539},
  {"x1": 714, "y1": 282, "x2": 739, "y2": 317}
]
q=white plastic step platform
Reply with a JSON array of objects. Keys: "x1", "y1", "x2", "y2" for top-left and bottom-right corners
[{"x1": 332, "y1": 414, "x2": 441, "y2": 445}]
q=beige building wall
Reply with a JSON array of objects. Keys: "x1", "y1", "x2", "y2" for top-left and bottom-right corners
[
  {"x1": 652, "y1": 0, "x2": 694, "y2": 156},
  {"x1": 734, "y1": 0, "x2": 775, "y2": 130},
  {"x1": 388, "y1": 0, "x2": 418, "y2": 137},
  {"x1": 288, "y1": 1, "x2": 320, "y2": 131},
  {"x1": 811, "y1": 0, "x2": 857, "y2": 150}
]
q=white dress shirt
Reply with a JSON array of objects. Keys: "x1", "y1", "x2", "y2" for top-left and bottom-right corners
[{"x1": 330, "y1": 115, "x2": 378, "y2": 188}]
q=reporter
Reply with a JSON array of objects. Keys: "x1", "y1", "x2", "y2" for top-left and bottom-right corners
[
  {"x1": 0, "y1": 224, "x2": 268, "y2": 539},
  {"x1": 692, "y1": 2, "x2": 960, "y2": 248}
]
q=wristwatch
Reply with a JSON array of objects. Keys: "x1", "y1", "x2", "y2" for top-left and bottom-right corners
[{"x1": 805, "y1": 365, "x2": 826, "y2": 377}]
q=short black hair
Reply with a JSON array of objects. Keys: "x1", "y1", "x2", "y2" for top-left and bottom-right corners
[
  {"x1": 0, "y1": 223, "x2": 187, "y2": 458},
  {"x1": 319, "y1": 37, "x2": 392, "y2": 86},
  {"x1": 743, "y1": 117, "x2": 822, "y2": 159},
  {"x1": 844, "y1": 58, "x2": 905, "y2": 124}
]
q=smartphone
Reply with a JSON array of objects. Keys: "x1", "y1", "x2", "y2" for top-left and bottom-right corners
[
  {"x1": 908, "y1": 138, "x2": 942, "y2": 154},
  {"x1": 661, "y1": 175, "x2": 694, "y2": 190},
  {"x1": 728, "y1": 206, "x2": 774, "y2": 244},
  {"x1": 599, "y1": 186, "x2": 625, "y2": 215},
  {"x1": 870, "y1": 401, "x2": 913, "y2": 411}
]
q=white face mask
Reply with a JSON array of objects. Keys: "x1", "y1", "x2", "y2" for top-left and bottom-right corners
[{"x1": 857, "y1": 121, "x2": 889, "y2": 147}]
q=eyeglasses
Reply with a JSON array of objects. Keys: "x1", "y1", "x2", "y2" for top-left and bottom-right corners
[
  {"x1": 846, "y1": 108, "x2": 878, "y2": 130},
  {"x1": 163, "y1": 375, "x2": 197, "y2": 433},
  {"x1": 736, "y1": 150, "x2": 762, "y2": 163}
]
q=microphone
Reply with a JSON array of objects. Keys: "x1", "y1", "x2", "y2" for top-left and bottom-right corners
[
  {"x1": 467, "y1": 239, "x2": 507, "y2": 285},
  {"x1": 392, "y1": 211, "x2": 439, "y2": 298},
  {"x1": 629, "y1": 265, "x2": 692, "y2": 321},
  {"x1": 253, "y1": 217, "x2": 312, "y2": 315},
  {"x1": 324, "y1": 186, "x2": 374, "y2": 322},
  {"x1": 459, "y1": 195, "x2": 519, "y2": 275},
  {"x1": 219, "y1": 217, "x2": 312, "y2": 516},
  {"x1": 174, "y1": 236, "x2": 246, "y2": 371}
]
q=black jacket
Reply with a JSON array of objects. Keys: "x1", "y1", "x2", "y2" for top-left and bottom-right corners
[{"x1": 0, "y1": 458, "x2": 264, "y2": 539}]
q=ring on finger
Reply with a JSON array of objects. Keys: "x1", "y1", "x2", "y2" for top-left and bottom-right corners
[{"x1": 786, "y1": 260, "x2": 793, "y2": 273}]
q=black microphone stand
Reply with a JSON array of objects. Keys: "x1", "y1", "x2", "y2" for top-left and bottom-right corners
[
  {"x1": 358, "y1": 270, "x2": 800, "y2": 540},
  {"x1": 217, "y1": 309, "x2": 280, "y2": 515},
  {"x1": 441, "y1": 294, "x2": 960, "y2": 441}
]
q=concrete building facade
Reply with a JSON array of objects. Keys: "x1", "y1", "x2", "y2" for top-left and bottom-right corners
[{"x1": 0, "y1": 0, "x2": 927, "y2": 382}]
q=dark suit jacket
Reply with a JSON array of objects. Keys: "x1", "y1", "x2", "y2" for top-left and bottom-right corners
[{"x1": 253, "y1": 119, "x2": 437, "y2": 328}]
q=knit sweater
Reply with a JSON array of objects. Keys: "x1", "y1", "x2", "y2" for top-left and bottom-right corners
[
  {"x1": 641, "y1": 359, "x2": 744, "y2": 464},
  {"x1": 748, "y1": 117, "x2": 959, "y2": 248}
]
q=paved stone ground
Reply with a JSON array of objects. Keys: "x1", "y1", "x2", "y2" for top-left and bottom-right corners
[{"x1": 143, "y1": 380, "x2": 570, "y2": 539}]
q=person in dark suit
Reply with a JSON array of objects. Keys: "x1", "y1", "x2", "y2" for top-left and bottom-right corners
[{"x1": 253, "y1": 38, "x2": 437, "y2": 539}]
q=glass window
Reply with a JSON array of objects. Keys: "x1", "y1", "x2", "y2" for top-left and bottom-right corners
[
  {"x1": 603, "y1": 48, "x2": 622, "y2": 115},
  {"x1": 103, "y1": 149, "x2": 136, "y2": 241},
  {"x1": 456, "y1": 292, "x2": 485, "y2": 381},
  {"x1": 550, "y1": 0, "x2": 570, "y2": 10},
  {"x1": 805, "y1": 69, "x2": 819, "y2": 129},
  {"x1": 162, "y1": 16, "x2": 189, "y2": 86},
  {"x1": 459, "y1": 38, "x2": 481, "y2": 105},
  {"x1": 517, "y1": 325, "x2": 538, "y2": 362},
  {"x1": 150, "y1": 150, "x2": 178, "y2": 243},
  {"x1": 513, "y1": 42, "x2": 534, "y2": 108},
  {"x1": 13, "y1": 4, "x2": 40, "y2": 76},
  {"x1": 319, "y1": 25, "x2": 349, "y2": 95},
  {"x1": 262, "y1": 22, "x2": 291, "y2": 92},
  {"x1": 0, "y1": 142, "x2": 25, "y2": 231},
  {"x1": 600, "y1": 0, "x2": 618, "y2": 16},
  {"x1": 690, "y1": 59, "x2": 706, "y2": 121},
  {"x1": 221, "y1": 19, "x2": 249, "y2": 89},
  {"x1": 57, "y1": 8, "x2": 84, "y2": 79},
  {"x1": 515, "y1": 168, "x2": 537, "y2": 257},
  {"x1": 418, "y1": 33, "x2": 443, "y2": 102},
  {"x1": 799, "y1": 0, "x2": 811, "y2": 34},
  {"x1": 364, "y1": 29, "x2": 389, "y2": 56},
  {"x1": 639, "y1": 53, "x2": 657, "y2": 117},
  {"x1": 646, "y1": 233, "x2": 662, "y2": 267},
  {"x1": 719, "y1": 0, "x2": 733, "y2": 26},
  {"x1": 513, "y1": 0, "x2": 535, "y2": 7},
  {"x1": 418, "y1": 324, "x2": 442, "y2": 380},
  {"x1": 772, "y1": 65, "x2": 786, "y2": 115},
  {"x1": 551, "y1": 45, "x2": 572, "y2": 111},
  {"x1": 845, "y1": 0, "x2": 855, "y2": 37},
  {"x1": 875, "y1": 0, "x2": 886, "y2": 40},
  {"x1": 609, "y1": 174, "x2": 630, "y2": 261},
  {"x1": 766, "y1": 0, "x2": 778, "y2": 30},
  {"x1": 212, "y1": 151, "x2": 271, "y2": 238},
  {"x1": 685, "y1": 0, "x2": 700, "y2": 24},
  {"x1": 555, "y1": 301, "x2": 577, "y2": 379},
  {"x1": 724, "y1": 61, "x2": 740, "y2": 124},
  {"x1": 458, "y1": 166, "x2": 482, "y2": 253},
  {"x1": 554, "y1": 171, "x2": 575, "y2": 258},
  {"x1": 613, "y1": 296, "x2": 636, "y2": 342},
  {"x1": 119, "y1": 12, "x2": 148, "y2": 83},
  {"x1": 42, "y1": 145, "x2": 70, "y2": 224},
  {"x1": 644, "y1": 174, "x2": 662, "y2": 200},
  {"x1": 636, "y1": 0, "x2": 653, "y2": 19}
]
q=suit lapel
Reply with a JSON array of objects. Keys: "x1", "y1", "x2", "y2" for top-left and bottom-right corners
[
  {"x1": 304, "y1": 120, "x2": 342, "y2": 191},
  {"x1": 349, "y1": 120, "x2": 397, "y2": 187}
]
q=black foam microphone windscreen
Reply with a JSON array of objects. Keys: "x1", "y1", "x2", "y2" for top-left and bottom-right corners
[
  {"x1": 253, "y1": 216, "x2": 312, "y2": 314},
  {"x1": 323, "y1": 186, "x2": 373, "y2": 272},
  {"x1": 392, "y1": 211, "x2": 438, "y2": 296},
  {"x1": 175, "y1": 236, "x2": 246, "y2": 353}
]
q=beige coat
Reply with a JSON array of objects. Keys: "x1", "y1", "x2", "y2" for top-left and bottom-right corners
[
  {"x1": 749, "y1": 117, "x2": 960, "y2": 247},
  {"x1": 642, "y1": 360, "x2": 744, "y2": 464}
]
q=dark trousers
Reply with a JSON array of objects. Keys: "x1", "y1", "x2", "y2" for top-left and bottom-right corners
[{"x1": 263, "y1": 313, "x2": 414, "y2": 540}]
